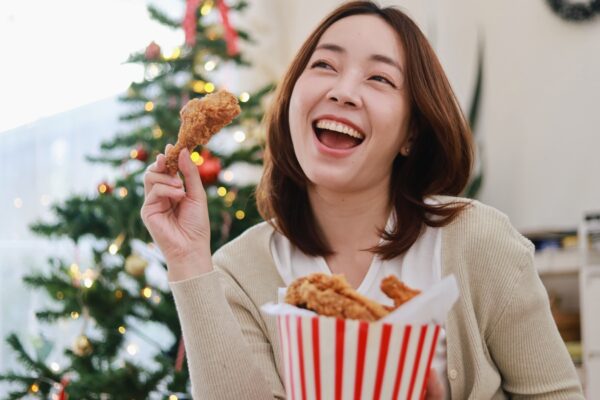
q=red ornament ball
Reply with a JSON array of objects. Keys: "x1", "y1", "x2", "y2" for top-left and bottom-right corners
[
  {"x1": 144, "y1": 41, "x2": 161, "y2": 61},
  {"x1": 198, "y1": 156, "x2": 221, "y2": 185},
  {"x1": 133, "y1": 146, "x2": 148, "y2": 162}
]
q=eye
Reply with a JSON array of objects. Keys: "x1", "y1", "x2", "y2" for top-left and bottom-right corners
[
  {"x1": 369, "y1": 74, "x2": 396, "y2": 88},
  {"x1": 310, "y1": 60, "x2": 335, "y2": 71}
]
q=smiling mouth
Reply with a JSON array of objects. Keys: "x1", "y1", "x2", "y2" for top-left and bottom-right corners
[{"x1": 312, "y1": 119, "x2": 365, "y2": 150}]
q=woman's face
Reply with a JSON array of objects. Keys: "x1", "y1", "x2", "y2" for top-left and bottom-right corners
[{"x1": 289, "y1": 14, "x2": 411, "y2": 194}]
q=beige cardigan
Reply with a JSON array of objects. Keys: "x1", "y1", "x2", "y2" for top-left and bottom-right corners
[{"x1": 170, "y1": 198, "x2": 583, "y2": 399}]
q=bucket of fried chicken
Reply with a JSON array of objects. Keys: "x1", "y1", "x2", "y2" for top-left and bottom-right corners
[{"x1": 262, "y1": 273, "x2": 458, "y2": 400}]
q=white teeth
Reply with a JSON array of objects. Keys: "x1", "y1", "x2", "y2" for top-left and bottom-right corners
[{"x1": 315, "y1": 119, "x2": 364, "y2": 139}]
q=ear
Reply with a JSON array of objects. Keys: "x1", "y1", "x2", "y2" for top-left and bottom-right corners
[{"x1": 399, "y1": 132, "x2": 415, "y2": 157}]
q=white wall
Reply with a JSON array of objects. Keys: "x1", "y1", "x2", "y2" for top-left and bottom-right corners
[{"x1": 243, "y1": 0, "x2": 600, "y2": 231}]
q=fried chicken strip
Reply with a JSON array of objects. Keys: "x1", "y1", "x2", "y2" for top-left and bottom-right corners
[
  {"x1": 165, "y1": 90, "x2": 241, "y2": 175},
  {"x1": 381, "y1": 275, "x2": 421, "y2": 308},
  {"x1": 285, "y1": 273, "x2": 390, "y2": 321}
]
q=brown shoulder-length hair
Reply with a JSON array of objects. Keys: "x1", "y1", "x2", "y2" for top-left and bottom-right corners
[{"x1": 256, "y1": 0, "x2": 474, "y2": 260}]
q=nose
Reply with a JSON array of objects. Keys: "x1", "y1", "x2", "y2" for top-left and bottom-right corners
[{"x1": 326, "y1": 74, "x2": 362, "y2": 108}]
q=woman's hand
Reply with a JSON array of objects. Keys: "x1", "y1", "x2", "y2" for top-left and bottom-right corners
[
  {"x1": 425, "y1": 369, "x2": 445, "y2": 400},
  {"x1": 141, "y1": 144, "x2": 213, "y2": 281}
]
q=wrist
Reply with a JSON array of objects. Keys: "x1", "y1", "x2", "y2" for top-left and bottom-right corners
[{"x1": 165, "y1": 247, "x2": 213, "y2": 282}]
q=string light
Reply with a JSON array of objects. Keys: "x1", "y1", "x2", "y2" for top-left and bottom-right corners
[
  {"x1": 70, "y1": 263, "x2": 79, "y2": 274},
  {"x1": 166, "y1": 47, "x2": 181, "y2": 60},
  {"x1": 50, "y1": 362, "x2": 60, "y2": 372},
  {"x1": 152, "y1": 295, "x2": 162, "y2": 304},
  {"x1": 190, "y1": 151, "x2": 203, "y2": 165},
  {"x1": 217, "y1": 187, "x2": 227, "y2": 197},
  {"x1": 144, "y1": 101, "x2": 154, "y2": 112},
  {"x1": 71, "y1": 311, "x2": 80, "y2": 320},
  {"x1": 118, "y1": 326, "x2": 126, "y2": 334},
  {"x1": 153, "y1": 126, "x2": 163, "y2": 139},
  {"x1": 235, "y1": 210, "x2": 246, "y2": 220},
  {"x1": 130, "y1": 149, "x2": 139, "y2": 159},
  {"x1": 118, "y1": 187, "x2": 128, "y2": 198},
  {"x1": 56, "y1": 291, "x2": 64, "y2": 300},
  {"x1": 222, "y1": 170, "x2": 234, "y2": 182},
  {"x1": 13, "y1": 198, "x2": 23, "y2": 208},
  {"x1": 204, "y1": 60, "x2": 216, "y2": 71},
  {"x1": 126, "y1": 343, "x2": 139, "y2": 356},
  {"x1": 233, "y1": 130, "x2": 246, "y2": 143},
  {"x1": 142, "y1": 287, "x2": 153, "y2": 299},
  {"x1": 109, "y1": 233, "x2": 126, "y2": 255},
  {"x1": 29, "y1": 383, "x2": 40, "y2": 393},
  {"x1": 108, "y1": 244, "x2": 119, "y2": 255},
  {"x1": 200, "y1": 0, "x2": 213, "y2": 15},
  {"x1": 115, "y1": 289, "x2": 124, "y2": 300},
  {"x1": 192, "y1": 80, "x2": 205, "y2": 93},
  {"x1": 239, "y1": 92, "x2": 250, "y2": 102},
  {"x1": 169, "y1": 395, "x2": 179, "y2": 400},
  {"x1": 204, "y1": 82, "x2": 215, "y2": 93}
]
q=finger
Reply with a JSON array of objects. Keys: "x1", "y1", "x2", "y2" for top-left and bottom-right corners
[
  {"x1": 178, "y1": 148, "x2": 205, "y2": 200},
  {"x1": 425, "y1": 369, "x2": 444, "y2": 400},
  {"x1": 145, "y1": 183, "x2": 186, "y2": 209},
  {"x1": 144, "y1": 171, "x2": 183, "y2": 196}
]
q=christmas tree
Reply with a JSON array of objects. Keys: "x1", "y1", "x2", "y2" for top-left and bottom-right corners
[{"x1": 0, "y1": 0, "x2": 272, "y2": 398}]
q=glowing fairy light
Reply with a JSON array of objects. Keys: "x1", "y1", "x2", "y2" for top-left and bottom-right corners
[
  {"x1": 235, "y1": 210, "x2": 246, "y2": 220},
  {"x1": 217, "y1": 187, "x2": 227, "y2": 197},
  {"x1": 222, "y1": 170, "x2": 234, "y2": 182},
  {"x1": 233, "y1": 130, "x2": 246, "y2": 143},
  {"x1": 204, "y1": 60, "x2": 216, "y2": 71},
  {"x1": 204, "y1": 82, "x2": 215, "y2": 93},
  {"x1": 50, "y1": 362, "x2": 60, "y2": 372},
  {"x1": 190, "y1": 151, "x2": 204, "y2": 165},
  {"x1": 192, "y1": 80, "x2": 205, "y2": 93},
  {"x1": 118, "y1": 326, "x2": 126, "y2": 334},
  {"x1": 142, "y1": 287, "x2": 153, "y2": 299},
  {"x1": 239, "y1": 92, "x2": 250, "y2": 102},
  {"x1": 144, "y1": 101, "x2": 154, "y2": 112},
  {"x1": 126, "y1": 342, "x2": 138, "y2": 356},
  {"x1": 118, "y1": 187, "x2": 128, "y2": 198},
  {"x1": 71, "y1": 311, "x2": 80, "y2": 320},
  {"x1": 153, "y1": 126, "x2": 163, "y2": 138}
]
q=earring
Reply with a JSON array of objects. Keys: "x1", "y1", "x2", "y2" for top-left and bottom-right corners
[{"x1": 402, "y1": 146, "x2": 410, "y2": 156}]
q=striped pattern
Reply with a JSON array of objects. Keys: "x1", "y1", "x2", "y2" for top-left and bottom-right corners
[{"x1": 278, "y1": 315, "x2": 440, "y2": 400}]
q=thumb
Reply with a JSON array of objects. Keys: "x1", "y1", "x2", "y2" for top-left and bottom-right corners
[{"x1": 178, "y1": 148, "x2": 205, "y2": 200}]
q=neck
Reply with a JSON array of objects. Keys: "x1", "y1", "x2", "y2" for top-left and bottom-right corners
[{"x1": 308, "y1": 179, "x2": 392, "y2": 253}]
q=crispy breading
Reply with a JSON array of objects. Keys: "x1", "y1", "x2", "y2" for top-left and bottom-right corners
[
  {"x1": 165, "y1": 90, "x2": 241, "y2": 175},
  {"x1": 381, "y1": 275, "x2": 421, "y2": 308},
  {"x1": 285, "y1": 273, "x2": 421, "y2": 321},
  {"x1": 285, "y1": 273, "x2": 388, "y2": 321}
]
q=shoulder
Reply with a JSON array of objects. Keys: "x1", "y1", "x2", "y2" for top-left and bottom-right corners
[{"x1": 435, "y1": 195, "x2": 534, "y2": 258}]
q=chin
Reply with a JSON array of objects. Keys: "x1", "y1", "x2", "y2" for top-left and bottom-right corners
[{"x1": 305, "y1": 169, "x2": 359, "y2": 192}]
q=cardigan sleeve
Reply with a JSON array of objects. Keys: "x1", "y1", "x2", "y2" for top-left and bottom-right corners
[
  {"x1": 486, "y1": 254, "x2": 584, "y2": 399},
  {"x1": 170, "y1": 269, "x2": 285, "y2": 400}
]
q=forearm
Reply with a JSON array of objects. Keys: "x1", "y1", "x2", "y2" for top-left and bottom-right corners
[
  {"x1": 488, "y1": 262, "x2": 583, "y2": 399},
  {"x1": 170, "y1": 271, "x2": 278, "y2": 400}
]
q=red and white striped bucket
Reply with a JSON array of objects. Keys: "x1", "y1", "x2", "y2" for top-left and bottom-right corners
[{"x1": 277, "y1": 315, "x2": 441, "y2": 400}]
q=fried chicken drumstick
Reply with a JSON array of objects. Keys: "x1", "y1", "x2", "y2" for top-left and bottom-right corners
[
  {"x1": 285, "y1": 273, "x2": 421, "y2": 321},
  {"x1": 165, "y1": 90, "x2": 241, "y2": 175}
]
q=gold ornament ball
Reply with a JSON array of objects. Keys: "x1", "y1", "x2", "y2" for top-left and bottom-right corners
[
  {"x1": 73, "y1": 335, "x2": 93, "y2": 356},
  {"x1": 125, "y1": 254, "x2": 148, "y2": 277}
]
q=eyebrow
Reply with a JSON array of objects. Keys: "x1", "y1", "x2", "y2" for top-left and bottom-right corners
[{"x1": 314, "y1": 43, "x2": 403, "y2": 73}]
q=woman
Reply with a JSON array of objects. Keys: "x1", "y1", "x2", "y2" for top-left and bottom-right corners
[{"x1": 141, "y1": 1, "x2": 583, "y2": 399}]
